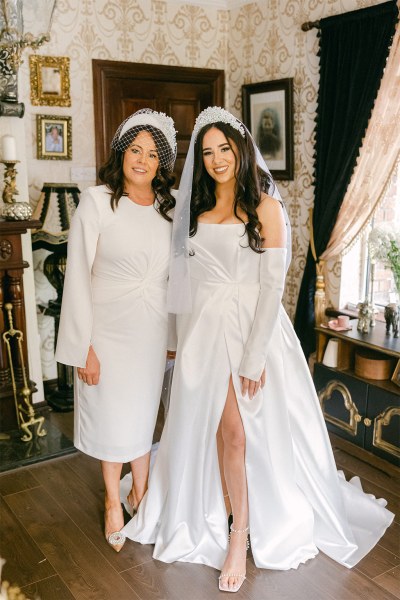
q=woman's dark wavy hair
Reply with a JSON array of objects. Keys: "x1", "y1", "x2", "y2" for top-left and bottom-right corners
[
  {"x1": 190, "y1": 122, "x2": 274, "y2": 252},
  {"x1": 98, "y1": 125, "x2": 176, "y2": 222}
]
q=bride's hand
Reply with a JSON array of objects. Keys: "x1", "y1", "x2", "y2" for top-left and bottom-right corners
[
  {"x1": 77, "y1": 345, "x2": 100, "y2": 385},
  {"x1": 240, "y1": 369, "x2": 266, "y2": 399}
]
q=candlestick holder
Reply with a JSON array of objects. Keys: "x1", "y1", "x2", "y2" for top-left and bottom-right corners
[{"x1": 1, "y1": 159, "x2": 33, "y2": 220}]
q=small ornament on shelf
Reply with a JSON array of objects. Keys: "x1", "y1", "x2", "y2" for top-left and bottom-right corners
[
  {"x1": 357, "y1": 299, "x2": 374, "y2": 334},
  {"x1": 384, "y1": 304, "x2": 399, "y2": 338}
]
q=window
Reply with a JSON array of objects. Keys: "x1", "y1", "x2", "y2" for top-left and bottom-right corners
[{"x1": 340, "y1": 165, "x2": 400, "y2": 312}]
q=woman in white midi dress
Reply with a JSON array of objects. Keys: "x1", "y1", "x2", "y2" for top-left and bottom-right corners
[
  {"x1": 56, "y1": 109, "x2": 178, "y2": 551},
  {"x1": 121, "y1": 108, "x2": 394, "y2": 588}
]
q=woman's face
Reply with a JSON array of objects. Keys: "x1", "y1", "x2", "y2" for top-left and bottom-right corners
[
  {"x1": 201, "y1": 127, "x2": 238, "y2": 185},
  {"x1": 123, "y1": 130, "x2": 160, "y2": 189}
]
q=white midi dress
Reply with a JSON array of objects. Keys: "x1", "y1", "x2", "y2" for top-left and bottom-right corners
[
  {"x1": 121, "y1": 222, "x2": 394, "y2": 569},
  {"x1": 55, "y1": 185, "x2": 172, "y2": 462}
]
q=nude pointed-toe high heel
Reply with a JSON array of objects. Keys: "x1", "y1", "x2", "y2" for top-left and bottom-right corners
[
  {"x1": 126, "y1": 492, "x2": 138, "y2": 517},
  {"x1": 104, "y1": 506, "x2": 126, "y2": 552},
  {"x1": 105, "y1": 530, "x2": 126, "y2": 553}
]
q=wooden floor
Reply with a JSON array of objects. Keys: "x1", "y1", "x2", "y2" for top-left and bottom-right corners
[{"x1": 0, "y1": 411, "x2": 399, "y2": 600}]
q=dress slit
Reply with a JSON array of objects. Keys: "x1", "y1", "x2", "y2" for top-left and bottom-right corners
[{"x1": 217, "y1": 313, "x2": 249, "y2": 520}]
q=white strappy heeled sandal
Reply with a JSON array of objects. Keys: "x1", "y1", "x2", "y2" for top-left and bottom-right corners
[{"x1": 218, "y1": 525, "x2": 249, "y2": 593}]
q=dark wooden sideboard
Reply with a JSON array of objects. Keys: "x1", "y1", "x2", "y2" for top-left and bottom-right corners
[
  {"x1": 313, "y1": 321, "x2": 400, "y2": 466},
  {"x1": 0, "y1": 219, "x2": 41, "y2": 432}
]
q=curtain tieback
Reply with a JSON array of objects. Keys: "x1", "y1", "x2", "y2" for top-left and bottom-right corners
[{"x1": 309, "y1": 207, "x2": 326, "y2": 326}]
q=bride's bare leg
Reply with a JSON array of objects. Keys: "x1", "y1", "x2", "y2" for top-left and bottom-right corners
[
  {"x1": 128, "y1": 451, "x2": 151, "y2": 512},
  {"x1": 101, "y1": 460, "x2": 125, "y2": 551},
  {"x1": 217, "y1": 423, "x2": 232, "y2": 517},
  {"x1": 219, "y1": 376, "x2": 249, "y2": 592}
]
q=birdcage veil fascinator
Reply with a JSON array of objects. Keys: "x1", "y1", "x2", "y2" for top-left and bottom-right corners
[
  {"x1": 111, "y1": 108, "x2": 177, "y2": 171},
  {"x1": 167, "y1": 106, "x2": 292, "y2": 314}
]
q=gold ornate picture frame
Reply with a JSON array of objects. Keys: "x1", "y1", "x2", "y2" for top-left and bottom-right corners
[
  {"x1": 36, "y1": 114, "x2": 72, "y2": 160},
  {"x1": 391, "y1": 359, "x2": 400, "y2": 388},
  {"x1": 29, "y1": 55, "x2": 71, "y2": 107}
]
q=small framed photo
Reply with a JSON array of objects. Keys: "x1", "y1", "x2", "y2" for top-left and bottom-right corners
[
  {"x1": 242, "y1": 78, "x2": 294, "y2": 180},
  {"x1": 36, "y1": 114, "x2": 72, "y2": 160},
  {"x1": 391, "y1": 360, "x2": 400, "y2": 388},
  {"x1": 29, "y1": 55, "x2": 71, "y2": 107}
]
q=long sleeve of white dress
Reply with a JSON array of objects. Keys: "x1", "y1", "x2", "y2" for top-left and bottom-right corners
[
  {"x1": 239, "y1": 247, "x2": 287, "y2": 381},
  {"x1": 55, "y1": 188, "x2": 101, "y2": 368}
]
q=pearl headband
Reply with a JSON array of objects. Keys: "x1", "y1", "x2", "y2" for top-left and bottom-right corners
[{"x1": 193, "y1": 106, "x2": 246, "y2": 141}]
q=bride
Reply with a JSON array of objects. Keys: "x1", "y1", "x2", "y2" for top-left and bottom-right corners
[{"x1": 120, "y1": 107, "x2": 393, "y2": 593}]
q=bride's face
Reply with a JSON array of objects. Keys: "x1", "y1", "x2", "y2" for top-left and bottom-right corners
[{"x1": 201, "y1": 127, "x2": 239, "y2": 185}]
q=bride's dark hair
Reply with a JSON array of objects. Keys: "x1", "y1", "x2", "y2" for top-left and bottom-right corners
[{"x1": 189, "y1": 122, "x2": 274, "y2": 253}]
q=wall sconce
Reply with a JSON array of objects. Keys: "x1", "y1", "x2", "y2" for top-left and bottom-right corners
[{"x1": 0, "y1": 0, "x2": 56, "y2": 117}]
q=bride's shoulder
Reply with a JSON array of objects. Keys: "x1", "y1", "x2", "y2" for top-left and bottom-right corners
[
  {"x1": 257, "y1": 193, "x2": 286, "y2": 246},
  {"x1": 257, "y1": 193, "x2": 283, "y2": 218}
]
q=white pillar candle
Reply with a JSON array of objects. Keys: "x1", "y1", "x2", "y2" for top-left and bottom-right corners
[{"x1": 1, "y1": 134, "x2": 17, "y2": 161}]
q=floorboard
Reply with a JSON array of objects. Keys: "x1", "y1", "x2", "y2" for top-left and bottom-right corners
[
  {"x1": 4, "y1": 487, "x2": 141, "y2": 600},
  {"x1": 0, "y1": 469, "x2": 40, "y2": 496},
  {"x1": 21, "y1": 575, "x2": 76, "y2": 600},
  {"x1": 0, "y1": 411, "x2": 399, "y2": 600},
  {"x1": 0, "y1": 496, "x2": 54, "y2": 586},
  {"x1": 31, "y1": 459, "x2": 155, "y2": 572},
  {"x1": 374, "y1": 566, "x2": 400, "y2": 599},
  {"x1": 333, "y1": 448, "x2": 399, "y2": 495},
  {"x1": 355, "y1": 543, "x2": 400, "y2": 579},
  {"x1": 378, "y1": 522, "x2": 400, "y2": 556},
  {"x1": 122, "y1": 561, "x2": 227, "y2": 600}
]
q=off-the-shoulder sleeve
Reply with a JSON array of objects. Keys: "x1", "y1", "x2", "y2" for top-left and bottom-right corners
[
  {"x1": 55, "y1": 187, "x2": 101, "y2": 367},
  {"x1": 239, "y1": 248, "x2": 287, "y2": 381}
]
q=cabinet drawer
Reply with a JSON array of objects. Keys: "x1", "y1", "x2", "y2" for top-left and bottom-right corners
[
  {"x1": 365, "y1": 387, "x2": 400, "y2": 467},
  {"x1": 314, "y1": 363, "x2": 367, "y2": 446}
]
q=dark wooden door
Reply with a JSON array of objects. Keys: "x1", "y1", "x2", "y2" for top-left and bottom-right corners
[{"x1": 92, "y1": 60, "x2": 224, "y2": 181}]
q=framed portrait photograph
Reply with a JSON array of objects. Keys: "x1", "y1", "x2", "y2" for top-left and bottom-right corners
[
  {"x1": 242, "y1": 78, "x2": 294, "y2": 180},
  {"x1": 36, "y1": 114, "x2": 72, "y2": 160},
  {"x1": 29, "y1": 55, "x2": 71, "y2": 107},
  {"x1": 391, "y1": 360, "x2": 400, "y2": 388}
]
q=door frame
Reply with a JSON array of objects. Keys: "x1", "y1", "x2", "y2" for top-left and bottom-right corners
[{"x1": 92, "y1": 59, "x2": 224, "y2": 174}]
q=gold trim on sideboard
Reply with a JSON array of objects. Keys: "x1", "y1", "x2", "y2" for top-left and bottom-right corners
[
  {"x1": 373, "y1": 407, "x2": 400, "y2": 459},
  {"x1": 318, "y1": 380, "x2": 361, "y2": 437}
]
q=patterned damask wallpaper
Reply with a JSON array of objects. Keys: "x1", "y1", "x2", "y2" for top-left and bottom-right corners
[
  {"x1": 227, "y1": 0, "x2": 386, "y2": 317},
  {"x1": 19, "y1": 0, "x2": 385, "y2": 378}
]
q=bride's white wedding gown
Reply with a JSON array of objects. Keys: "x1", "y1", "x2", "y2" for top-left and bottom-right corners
[{"x1": 121, "y1": 222, "x2": 393, "y2": 570}]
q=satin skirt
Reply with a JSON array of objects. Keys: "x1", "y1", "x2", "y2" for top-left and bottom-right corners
[{"x1": 121, "y1": 296, "x2": 393, "y2": 570}]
